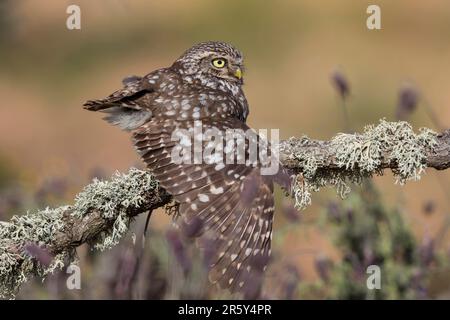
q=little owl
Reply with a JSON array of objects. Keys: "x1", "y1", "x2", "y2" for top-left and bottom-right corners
[{"x1": 84, "y1": 41, "x2": 291, "y2": 296}]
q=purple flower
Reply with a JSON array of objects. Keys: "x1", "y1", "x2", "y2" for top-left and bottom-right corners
[
  {"x1": 24, "y1": 243, "x2": 53, "y2": 267},
  {"x1": 166, "y1": 229, "x2": 191, "y2": 275},
  {"x1": 315, "y1": 254, "x2": 332, "y2": 282},
  {"x1": 280, "y1": 264, "x2": 300, "y2": 299},
  {"x1": 331, "y1": 70, "x2": 350, "y2": 100},
  {"x1": 35, "y1": 177, "x2": 68, "y2": 205},
  {"x1": 422, "y1": 200, "x2": 435, "y2": 215},
  {"x1": 419, "y1": 235, "x2": 435, "y2": 266},
  {"x1": 396, "y1": 84, "x2": 419, "y2": 120},
  {"x1": 113, "y1": 247, "x2": 138, "y2": 299},
  {"x1": 282, "y1": 200, "x2": 300, "y2": 223},
  {"x1": 327, "y1": 201, "x2": 342, "y2": 223},
  {"x1": 89, "y1": 167, "x2": 108, "y2": 181}
]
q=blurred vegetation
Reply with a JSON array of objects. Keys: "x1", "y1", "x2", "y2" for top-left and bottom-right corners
[{"x1": 298, "y1": 182, "x2": 442, "y2": 299}]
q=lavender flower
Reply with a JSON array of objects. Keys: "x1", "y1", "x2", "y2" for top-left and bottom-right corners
[
  {"x1": 396, "y1": 84, "x2": 419, "y2": 120},
  {"x1": 327, "y1": 201, "x2": 342, "y2": 223},
  {"x1": 23, "y1": 243, "x2": 53, "y2": 268},
  {"x1": 113, "y1": 247, "x2": 138, "y2": 299},
  {"x1": 282, "y1": 199, "x2": 300, "y2": 222},
  {"x1": 422, "y1": 200, "x2": 435, "y2": 215},
  {"x1": 419, "y1": 235, "x2": 435, "y2": 266},
  {"x1": 315, "y1": 254, "x2": 332, "y2": 282},
  {"x1": 166, "y1": 229, "x2": 191, "y2": 275},
  {"x1": 331, "y1": 70, "x2": 350, "y2": 100}
]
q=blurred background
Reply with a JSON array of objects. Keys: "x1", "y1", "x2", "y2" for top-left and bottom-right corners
[{"x1": 1, "y1": 0, "x2": 450, "y2": 299}]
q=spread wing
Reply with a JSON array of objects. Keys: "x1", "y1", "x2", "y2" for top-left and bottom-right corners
[
  {"x1": 84, "y1": 71, "x2": 291, "y2": 295},
  {"x1": 133, "y1": 116, "x2": 286, "y2": 294}
]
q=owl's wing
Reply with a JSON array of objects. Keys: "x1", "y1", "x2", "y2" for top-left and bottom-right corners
[
  {"x1": 133, "y1": 116, "x2": 290, "y2": 295},
  {"x1": 83, "y1": 73, "x2": 162, "y2": 130}
]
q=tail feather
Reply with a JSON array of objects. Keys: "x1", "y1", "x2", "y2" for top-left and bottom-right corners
[
  {"x1": 83, "y1": 100, "x2": 111, "y2": 111},
  {"x1": 83, "y1": 101, "x2": 151, "y2": 131}
]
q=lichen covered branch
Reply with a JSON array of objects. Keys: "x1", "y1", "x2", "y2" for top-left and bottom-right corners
[
  {"x1": 280, "y1": 120, "x2": 441, "y2": 208},
  {"x1": 0, "y1": 169, "x2": 171, "y2": 298},
  {"x1": 1, "y1": 120, "x2": 449, "y2": 298}
]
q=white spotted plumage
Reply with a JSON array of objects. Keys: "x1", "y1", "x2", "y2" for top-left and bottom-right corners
[{"x1": 84, "y1": 41, "x2": 291, "y2": 296}]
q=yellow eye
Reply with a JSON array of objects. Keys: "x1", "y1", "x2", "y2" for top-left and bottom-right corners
[{"x1": 212, "y1": 58, "x2": 226, "y2": 68}]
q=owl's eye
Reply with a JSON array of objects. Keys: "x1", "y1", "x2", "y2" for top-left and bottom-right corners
[{"x1": 211, "y1": 58, "x2": 227, "y2": 68}]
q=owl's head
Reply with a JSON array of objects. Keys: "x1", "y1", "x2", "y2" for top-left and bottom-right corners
[{"x1": 174, "y1": 41, "x2": 244, "y2": 86}]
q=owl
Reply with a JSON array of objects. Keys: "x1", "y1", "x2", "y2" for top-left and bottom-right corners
[{"x1": 84, "y1": 41, "x2": 291, "y2": 296}]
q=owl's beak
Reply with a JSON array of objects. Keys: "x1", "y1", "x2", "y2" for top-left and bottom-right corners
[{"x1": 233, "y1": 68, "x2": 242, "y2": 80}]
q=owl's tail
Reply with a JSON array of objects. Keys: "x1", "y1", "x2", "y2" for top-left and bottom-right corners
[
  {"x1": 83, "y1": 99, "x2": 112, "y2": 111},
  {"x1": 83, "y1": 100, "x2": 152, "y2": 131}
]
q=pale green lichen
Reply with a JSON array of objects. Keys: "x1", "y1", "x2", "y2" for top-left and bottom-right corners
[
  {"x1": 0, "y1": 206, "x2": 70, "y2": 298},
  {"x1": 0, "y1": 168, "x2": 159, "y2": 298},
  {"x1": 290, "y1": 120, "x2": 437, "y2": 209}
]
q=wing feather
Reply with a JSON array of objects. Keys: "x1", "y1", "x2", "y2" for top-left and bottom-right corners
[
  {"x1": 132, "y1": 117, "x2": 281, "y2": 293},
  {"x1": 85, "y1": 74, "x2": 288, "y2": 294}
]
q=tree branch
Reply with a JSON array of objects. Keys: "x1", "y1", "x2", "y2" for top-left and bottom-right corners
[
  {"x1": 0, "y1": 169, "x2": 171, "y2": 298},
  {"x1": 0, "y1": 120, "x2": 449, "y2": 298},
  {"x1": 279, "y1": 127, "x2": 450, "y2": 172}
]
